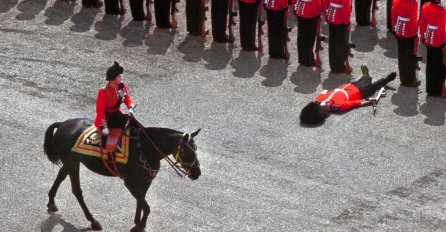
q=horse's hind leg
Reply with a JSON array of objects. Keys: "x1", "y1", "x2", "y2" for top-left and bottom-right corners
[
  {"x1": 47, "y1": 166, "x2": 69, "y2": 212},
  {"x1": 68, "y1": 163, "x2": 102, "y2": 231}
]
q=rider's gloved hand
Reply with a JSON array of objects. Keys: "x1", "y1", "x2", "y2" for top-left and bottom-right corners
[{"x1": 102, "y1": 127, "x2": 109, "y2": 136}]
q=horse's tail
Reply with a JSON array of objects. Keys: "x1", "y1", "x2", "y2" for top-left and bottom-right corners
[{"x1": 44, "y1": 122, "x2": 62, "y2": 163}]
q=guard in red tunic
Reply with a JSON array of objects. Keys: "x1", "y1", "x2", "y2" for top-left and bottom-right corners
[
  {"x1": 300, "y1": 69, "x2": 397, "y2": 125},
  {"x1": 238, "y1": 0, "x2": 261, "y2": 51},
  {"x1": 420, "y1": 0, "x2": 446, "y2": 97},
  {"x1": 94, "y1": 62, "x2": 134, "y2": 155},
  {"x1": 292, "y1": 0, "x2": 323, "y2": 66},
  {"x1": 265, "y1": 0, "x2": 290, "y2": 59},
  {"x1": 322, "y1": 0, "x2": 353, "y2": 73},
  {"x1": 355, "y1": 0, "x2": 373, "y2": 25},
  {"x1": 391, "y1": 0, "x2": 420, "y2": 87}
]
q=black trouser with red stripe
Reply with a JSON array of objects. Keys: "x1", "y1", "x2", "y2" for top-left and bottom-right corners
[
  {"x1": 186, "y1": 0, "x2": 202, "y2": 35},
  {"x1": 386, "y1": 0, "x2": 392, "y2": 30},
  {"x1": 396, "y1": 37, "x2": 417, "y2": 86},
  {"x1": 355, "y1": 0, "x2": 372, "y2": 26},
  {"x1": 211, "y1": 0, "x2": 229, "y2": 42},
  {"x1": 328, "y1": 23, "x2": 349, "y2": 73},
  {"x1": 425, "y1": 46, "x2": 445, "y2": 96},
  {"x1": 104, "y1": 0, "x2": 121, "y2": 14},
  {"x1": 239, "y1": 1, "x2": 258, "y2": 50},
  {"x1": 297, "y1": 16, "x2": 318, "y2": 66},
  {"x1": 129, "y1": 0, "x2": 146, "y2": 21},
  {"x1": 154, "y1": 0, "x2": 173, "y2": 28},
  {"x1": 266, "y1": 9, "x2": 287, "y2": 58}
]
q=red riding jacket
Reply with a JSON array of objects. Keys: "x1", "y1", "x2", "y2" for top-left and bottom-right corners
[
  {"x1": 94, "y1": 82, "x2": 133, "y2": 128},
  {"x1": 322, "y1": 0, "x2": 351, "y2": 24},
  {"x1": 264, "y1": 0, "x2": 289, "y2": 10},
  {"x1": 420, "y1": 3, "x2": 446, "y2": 47},
  {"x1": 315, "y1": 83, "x2": 363, "y2": 112},
  {"x1": 292, "y1": 0, "x2": 323, "y2": 18},
  {"x1": 391, "y1": 0, "x2": 418, "y2": 38}
]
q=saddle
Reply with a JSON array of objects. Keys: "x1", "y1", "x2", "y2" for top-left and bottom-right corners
[{"x1": 106, "y1": 128, "x2": 123, "y2": 153}]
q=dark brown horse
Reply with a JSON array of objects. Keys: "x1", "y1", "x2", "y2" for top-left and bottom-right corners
[{"x1": 43, "y1": 117, "x2": 201, "y2": 232}]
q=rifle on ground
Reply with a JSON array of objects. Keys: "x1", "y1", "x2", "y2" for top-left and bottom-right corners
[
  {"x1": 283, "y1": 9, "x2": 291, "y2": 59},
  {"x1": 315, "y1": 16, "x2": 323, "y2": 67},
  {"x1": 372, "y1": 87, "x2": 386, "y2": 115},
  {"x1": 257, "y1": 2, "x2": 265, "y2": 51},
  {"x1": 200, "y1": 0, "x2": 209, "y2": 37},
  {"x1": 371, "y1": 0, "x2": 378, "y2": 27},
  {"x1": 228, "y1": 0, "x2": 237, "y2": 43},
  {"x1": 146, "y1": 0, "x2": 153, "y2": 22},
  {"x1": 171, "y1": 0, "x2": 179, "y2": 29},
  {"x1": 119, "y1": 0, "x2": 126, "y2": 15}
]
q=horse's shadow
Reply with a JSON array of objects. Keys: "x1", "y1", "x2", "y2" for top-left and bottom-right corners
[
  {"x1": 321, "y1": 72, "x2": 351, "y2": 91},
  {"x1": 41, "y1": 213, "x2": 91, "y2": 232},
  {"x1": 44, "y1": 0, "x2": 76, "y2": 26},
  {"x1": 177, "y1": 35, "x2": 206, "y2": 63},
  {"x1": 202, "y1": 42, "x2": 234, "y2": 71},
  {"x1": 351, "y1": 25, "x2": 379, "y2": 53},
  {"x1": 70, "y1": 7, "x2": 101, "y2": 33},
  {"x1": 120, "y1": 20, "x2": 151, "y2": 47},
  {"x1": 145, "y1": 28, "x2": 175, "y2": 55},
  {"x1": 230, "y1": 50, "x2": 262, "y2": 78},
  {"x1": 391, "y1": 85, "x2": 420, "y2": 117},
  {"x1": 419, "y1": 96, "x2": 446, "y2": 126},
  {"x1": 94, "y1": 15, "x2": 124, "y2": 41},
  {"x1": 16, "y1": 0, "x2": 47, "y2": 21},
  {"x1": 259, "y1": 58, "x2": 289, "y2": 87},
  {"x1": 0, "y1": 0, "x2": 19, "y2": 14},
  {"x1": 290, "y1": 65, "x2": 322, "y2": 94}
]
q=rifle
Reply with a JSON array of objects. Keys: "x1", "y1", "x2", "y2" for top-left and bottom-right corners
[
  {"x1": 414, "y1": 36, "x2": 422, "y2": 85},
  {"x1": 119, "y1": 0, "x2": 126, "y2": 15},
  {"x1": 257, "y1": 2, "x2": 265, "y2": 51},
  {"x1": 283, "y1": 9, "x2": 291, "y2": 60},
  {"x1": 228, "y1": 0, "x2": 237, "y2": 43},
  {"x1": 146, "y1": 0, "x2": 153, "y2": 22},
  {"x1": 171, "y1": 0, "x2": 179, "y2": 29},
  {"x1": 371, "y1": 0, "x2": 378, "y2": 27},
  {"x1": 372, "y1": 87, "x2": 386, "y2": 115},
  {"x1": 344, "y1": 27, "x2": 355, "y2": 74},
  {"x1": 200, "y1": 0, "x2": 209, "y2": 37},
  {"x1": 315, "y1": 16, "x2": 323, "y2": 67}
]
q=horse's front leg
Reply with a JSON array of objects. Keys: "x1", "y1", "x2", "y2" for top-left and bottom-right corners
[{"x1": 126, "y1": 179, "x2": 151, "y2": 232}]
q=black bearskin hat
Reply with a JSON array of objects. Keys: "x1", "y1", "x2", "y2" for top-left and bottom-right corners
[
  {"x1": 106, "y1": 61, "x2": 124, "y2": 81},
  {"x1": 299, "y1": 102, "x2": 329, "y2": 125}
]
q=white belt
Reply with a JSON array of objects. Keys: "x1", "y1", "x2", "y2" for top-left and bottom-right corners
[
  {"x1": 397, "y1": 16, "x2": 409, "y2": 22},
  {"x1": 427, "y1": 25, "x2": 438, "y2": 30},
  {"x1": 302, "y1": 0, "x2": 312, "y2": 2},
  {"x1": 320, "y1": 85, "x2": 350, "y2": 105},
  {"x1": 329, "y1": 2, "x2": 343, "y2": 8}
]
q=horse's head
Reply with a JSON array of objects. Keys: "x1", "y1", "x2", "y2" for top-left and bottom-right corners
[{"x1": 173, "y1": 129, "x2": 201, "y2": 180}]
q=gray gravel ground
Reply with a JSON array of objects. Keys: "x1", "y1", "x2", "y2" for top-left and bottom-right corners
[{"x1": 0, "y1": 0, "x2": 445, "y2": 231}]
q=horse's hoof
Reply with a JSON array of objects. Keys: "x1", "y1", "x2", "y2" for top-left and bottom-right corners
[
  {"x1": 130, "y1": 224, "x2": 144, "y2": 232},
  {"x1": 47, "y1": 203, "x2": 58, "y2": 212},
  {"x1": 91, "y1": 220, "x2": 102, "y2": 231}
]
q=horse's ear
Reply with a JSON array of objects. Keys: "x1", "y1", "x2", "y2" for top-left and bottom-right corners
[{"x1": 191, "y1": 128, "x2": 201, "y2": 138}]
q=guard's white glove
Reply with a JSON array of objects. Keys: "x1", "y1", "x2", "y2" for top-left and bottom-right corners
[{"x1": 102, "y1": 127, "x2": 109, "y2": 136}]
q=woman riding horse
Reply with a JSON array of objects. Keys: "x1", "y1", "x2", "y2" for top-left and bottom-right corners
[{"x1": 95, "y1": 61, "x2": 135, "y2": 161}]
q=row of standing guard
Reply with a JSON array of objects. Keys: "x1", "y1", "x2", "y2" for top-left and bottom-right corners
[{"x1": 82, "y1": 0, "x2": 445, "y2": 97}]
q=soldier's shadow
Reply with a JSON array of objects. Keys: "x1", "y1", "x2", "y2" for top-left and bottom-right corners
[
  {"x1": 177, "y1": 35, "x2": 206, "y2": 63},
  {"x1": 16, "y1": 0, "x2": 47, "y2": 21},
  {"x1": 0, "y1": 0, "x2": 19, "y2": 14},
  {"x1": 321, "y1": 72, "x2": 351, "y2": 91},
  {"x1": 40, "y1": 213, "x2": 92, "y2": 232},
  {"x1": 120, "y1": 20, "x2": 150, "y2": 47},
  {"x1": 391, "y1": 85, "x2": 420, "y2": 117},
  {"x1": 351, "y1": 26, "x2": 379, "y2": 52},
  {"x1": 70, "y1": 7, "x2": 101, "y2": 32},
  {"x1": 230, "y1": 50, "x2": 262, "y2": 79},
  {"x1": 44, "y1": 0, "x2": 76, "y2": 26},
  {"x1": 419, "y1": 97, "x2": 446, "y2": 126},
  {"x1": 259, "y1": 58, "x2": 288, "y2": 87},
  {"x1": 145, "y1": 28, "x2": 175, "y2": 55},
  {"x1": 94, "y1": 15, "x2": 124, "y2": 41},
  {"x1": 378, "y1": 30, "x2": 398, "y2": 59},
  {"x1": 290, "y1": 65, "x2": 322, "y2": 94},
  {"x1": 202, "y1": 42, "x2": 233, "y2": 71}
]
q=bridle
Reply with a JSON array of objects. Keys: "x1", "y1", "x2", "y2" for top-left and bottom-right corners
[{"x1": 129, "y1": 115, "x2": 198, "y2": 178}]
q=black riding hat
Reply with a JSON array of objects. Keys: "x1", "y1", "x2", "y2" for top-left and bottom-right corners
[{"x1": 106, "y1": 61, "x2": 124, "y2": 81}]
